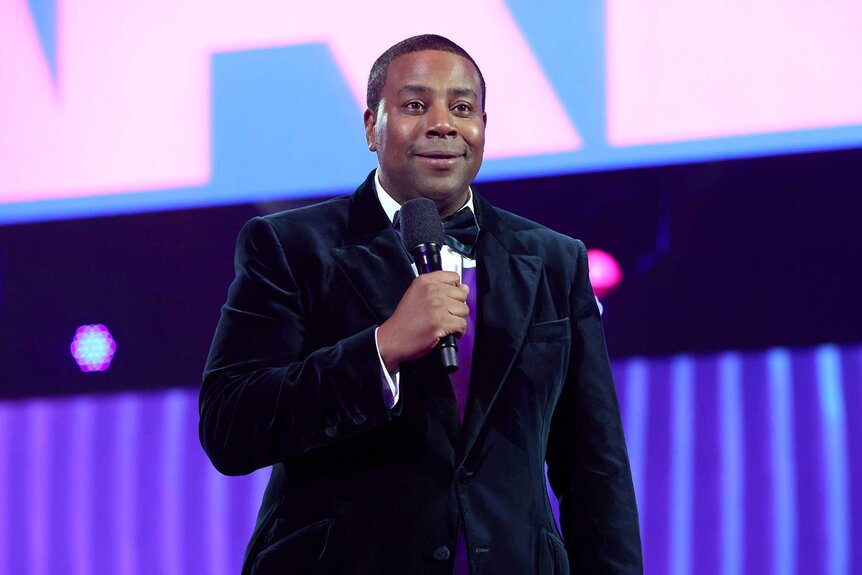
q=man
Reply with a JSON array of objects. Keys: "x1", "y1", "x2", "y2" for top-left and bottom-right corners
[{"x1": 200, "y1": 34, "x2": 642, "y2": 574}]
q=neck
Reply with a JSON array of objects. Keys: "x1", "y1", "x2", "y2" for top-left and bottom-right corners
[
  {"x1": 437, "y1": 194, "x2": 469, "y2": 219},
  {"x1": 389, "y1": 189, "x2": 469, "y2": 220},
  {"x1": 375, "y1": 169, "x2": 470, "y2": 219}
]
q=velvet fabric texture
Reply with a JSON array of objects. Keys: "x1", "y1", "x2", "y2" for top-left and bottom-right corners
[{"x1": 200, "y1": 171, "x2": 642, "y2": 574}]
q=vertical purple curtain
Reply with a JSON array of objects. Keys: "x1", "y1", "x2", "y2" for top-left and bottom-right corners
[{"x1": 1, "y1": 342, "x2": 860, "y2": 574}]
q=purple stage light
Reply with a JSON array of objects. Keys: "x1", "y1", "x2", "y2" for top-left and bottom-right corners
[{"x1": 70, "y1": 324, "x2": 117, "y2": 372}]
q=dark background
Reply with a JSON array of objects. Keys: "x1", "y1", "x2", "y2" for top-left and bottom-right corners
[{"x1": 2, "y1": 147, "x2": 860, "y2": 399}]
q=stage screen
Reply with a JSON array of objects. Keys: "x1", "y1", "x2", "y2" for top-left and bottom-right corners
[{"x1": 2, "y1": 0, "x2": 861, "y2": 224}]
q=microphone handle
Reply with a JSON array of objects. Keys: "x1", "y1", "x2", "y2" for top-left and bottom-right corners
[{"x1": 411, "y1": 243, "x2": 459, "y2": 373}]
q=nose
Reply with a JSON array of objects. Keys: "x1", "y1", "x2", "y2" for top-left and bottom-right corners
[{"x1": 425, "y1": 106, "x2": 457, "y2": 139}]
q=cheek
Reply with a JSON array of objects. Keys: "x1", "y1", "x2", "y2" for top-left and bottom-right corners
[
  {"x1": 374, "y1": 111, "x2": 399, "y2": 146},
  {"x1": 395, "y1": 120, "x2": 419, "y2": 142},
  {"x1": 383, "y1": 125, "x2": 419, "y2": 160},
  {"x1": 466, "y1": 125, "x2": 486, "y2": 151},
  {"x1": 378, "y1": 117, "x2": 409, "y2": 146}
]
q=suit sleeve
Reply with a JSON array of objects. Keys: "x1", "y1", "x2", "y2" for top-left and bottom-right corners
[
  {"x1": 199, "y1": 216, "x2": 393, "y2": 476},
  {"x1": 545, "y1": 240, "x2": 643, "y2": 573}
]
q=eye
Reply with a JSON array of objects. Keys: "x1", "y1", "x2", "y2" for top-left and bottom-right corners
[
  {"x1": 405, "y1": 101, "x2": 425, "y2": 113},
  {"x1": 452, "y1": 103, "x2": 473, "y2": 116}
]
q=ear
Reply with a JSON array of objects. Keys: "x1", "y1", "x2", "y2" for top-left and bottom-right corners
[
  {"x1": 482, "y1": 111, "x2": 487, "y2": 128},
  {"x1": 363, "y1": 108, "x2": 377, "y2": 152}
]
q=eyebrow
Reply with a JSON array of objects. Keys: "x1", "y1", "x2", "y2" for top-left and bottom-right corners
[
  {"x1": 398, "y1": 85, "x2": 478, "y2": 100},
  {"x1": 449, "y1": 87, "x2": 478, "y2": 100}
]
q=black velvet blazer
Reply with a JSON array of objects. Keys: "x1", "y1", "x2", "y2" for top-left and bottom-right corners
[{"x1": 200, "y1": 171, "x2": 642, "y2": 575}]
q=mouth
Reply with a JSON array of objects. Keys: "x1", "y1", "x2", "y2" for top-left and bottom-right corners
[
  {"x1": 415, "y1": 151, "x2": 464, "y2": 159},
  {"x1": 414, "y1": 152, "x2": 463, "y2": 170}
]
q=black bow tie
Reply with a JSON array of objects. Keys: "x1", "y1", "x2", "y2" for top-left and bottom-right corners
[{"x1": 393, "y1": 206, "x2": 480, "y2": 259}]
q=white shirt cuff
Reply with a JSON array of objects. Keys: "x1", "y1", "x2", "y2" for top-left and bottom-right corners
[{"x1": 374, "y1": 326, "x2": 400, "y2": 408}]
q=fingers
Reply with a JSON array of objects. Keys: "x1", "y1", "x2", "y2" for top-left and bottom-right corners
[
  {"x1": 451, "y1": 316, "x2": 468, "y2": 338},
  {"x1": 430, "y1": 287, "x2": 468, "y2": 312},
  {"x1": 438, "y1": 312, "x2": 468, "y2": 339},
  {"x1": 446, "y1": 301, "x2": 470, "y2": 319},
  {"x1": 424, "y1": 270, "x2": 462, "y2": 286},
  {"x1": 418, "y1": 271, "x2": 469, "y2": 302},
  {"x1": 442, "y1": 284, "x2": 468, "y2": 303}
]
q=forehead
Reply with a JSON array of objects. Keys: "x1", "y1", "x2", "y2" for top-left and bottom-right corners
[{"x1": 383, "y1": 50, "x2": 482, "y2": 96}]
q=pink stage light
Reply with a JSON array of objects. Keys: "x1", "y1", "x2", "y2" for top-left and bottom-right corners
[
  {"x1": 70, "y1": 324, "x2": 117, "y2": 372},
  {"x1": 587, "y1": 249, "x2": 623, "y2": 298}
]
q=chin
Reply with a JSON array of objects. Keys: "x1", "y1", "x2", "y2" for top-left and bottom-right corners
[
  {"x1": 419, "y1": 183, "x2": 468, "y2": 206},
  {"x1": 418, "y1": 173, "x2": 471, "y2": 195}
]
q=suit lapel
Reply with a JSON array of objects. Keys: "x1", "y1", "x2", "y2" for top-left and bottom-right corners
[
  {"x1": 459, "y1": 197, "x2": 541, "y2": 465},
  {"x1": 330, "y1": 172, "x2": 414, "y2": 325},
  {"x1": 331, "y1": 232, "x2": 414, "y2": 325}
]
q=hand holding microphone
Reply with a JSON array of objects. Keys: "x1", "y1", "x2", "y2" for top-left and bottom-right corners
[{"x1": 377, "y1": 198, "x2": 468, "y2": 373}]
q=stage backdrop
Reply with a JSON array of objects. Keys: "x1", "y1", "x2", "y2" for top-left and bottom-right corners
[
  {"x1": 2, "y1": 0, "x2": 861, "y2": 224},
  {"x1": 1, "y1": 342, "x2": 860, "y2": 575}
]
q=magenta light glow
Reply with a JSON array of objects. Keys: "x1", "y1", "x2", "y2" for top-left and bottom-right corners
[
  {"x1": 70, "y1": 324, "x2": 117, "y2": 372},
  {"x1": 587, "y1": 248, "x2": 623, "y2": 298}
]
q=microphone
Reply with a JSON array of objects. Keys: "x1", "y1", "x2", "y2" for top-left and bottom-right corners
[{"x1": 399, "y1": 198, "x2": 459, "y2": 372}]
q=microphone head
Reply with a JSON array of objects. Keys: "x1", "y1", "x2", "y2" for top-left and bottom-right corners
[{"x1": 400, "y1": 198, "x2": 444, "y2": 253}]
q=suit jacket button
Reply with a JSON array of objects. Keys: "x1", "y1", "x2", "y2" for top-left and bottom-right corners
[
  {"x1": 324, "y1": 424, "x2": 338, "y2": 438},
  {"x1": 458, "y1": 469, "x2": 475, "y2": 484},
  {"x1": 433, "y1": 545, "x2": 450, "y2": 561},
  {"x1": 351, "y1": 413, "x2": 366, "y2": 426}
]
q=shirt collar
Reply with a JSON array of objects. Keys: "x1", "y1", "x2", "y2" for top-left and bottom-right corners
[{"x1": 374, "y1": 168, "x2": 475, "y2": 225}]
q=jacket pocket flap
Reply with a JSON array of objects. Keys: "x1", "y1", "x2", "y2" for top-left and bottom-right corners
[{"x1": 527, "y1": 317, "x2": 570, "y2": 343}]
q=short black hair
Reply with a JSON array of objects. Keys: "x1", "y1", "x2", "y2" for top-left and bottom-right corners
[{"x1": 366, "y1": 34, "x2": 486, "y2": 113}]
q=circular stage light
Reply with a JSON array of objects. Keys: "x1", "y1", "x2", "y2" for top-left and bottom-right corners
[
  {"x1": 70, "y1": 324, "x2": 117, "y2": 372},
  {"x1": 587, "y1": 248, "x2": 623, "y2": 298}
]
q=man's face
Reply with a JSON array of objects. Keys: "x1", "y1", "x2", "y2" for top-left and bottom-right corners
[{"x1": 365, "y1": 50, "x2": 486, "y2": 217}]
